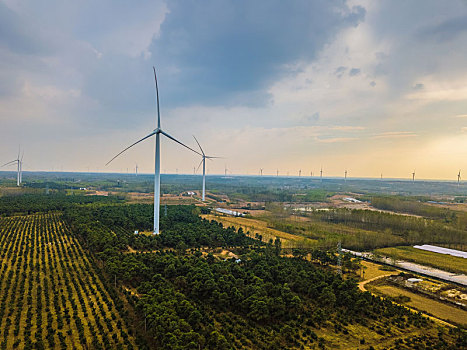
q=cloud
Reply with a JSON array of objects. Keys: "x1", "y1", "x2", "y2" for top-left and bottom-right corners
[
  {"x1": 302, "y1": 112, "x2": 320, "y2": 124},
  {"x1": 331, "y1": 126, "x2": 366, "y2": 131},
  {"x1": 419, "y1": 14, "x2": 467, "y2": 42},
  {"x1": 349, "y1": 68, "x2": 361, "y2": 76},
  {"x1": 371, "y1": 131, "x2": 417, "y2": 139},
  {"x1": 147, "y1": 0, "x2": 365, "y2": 107},
  {"x1": 335, "y1": 66, "x2": 347, "y2": 78},
  {"x1": 317, "y1": 137, "x2": 357, "y2": 143}
]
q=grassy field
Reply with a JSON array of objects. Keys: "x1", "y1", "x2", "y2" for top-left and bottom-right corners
[
  {"x1": 374, "y1": 246, "x2": 467, "y2": 275},
  {"x1": 360, "y1": 260, "x2": 398, "y2": 281},
  {"x1": 370, "y1": 284, "x2": 467, "y2": 327},
  {"x1": 202, "y1": 214, "x2": 317, "y2": 248},
  {"x1": 0, "y1": 214, "x2": 136, "y2": 349}
]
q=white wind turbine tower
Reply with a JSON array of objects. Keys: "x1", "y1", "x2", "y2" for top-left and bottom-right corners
[
  {"x1": 193, "y1": 136, "x2": 220, "y2": 201},
  {"x1": 19, "y1": 151, "x2": 24, "y2": 183},
  {"x1": 260, "y1": 168, "x2": 263, "y2": 176},
  {"x1": 2, "y1": 147, "x2": 22, "y2": 186},
  {"x1": 224, "y1": 164, "x2": 228, "y2": 176},
  {"x1": 276, "y1": 169, "x2": 279, "y2": 176},
  {"x1": 344, "y1": 169, "x2": 347, "y2": 183},
  {"x1": 106, "y1": 67, "x2": 200, "y2": 234},
  {"x1": 458, "y1": 170, "x2": 461, "y2": 187},
  {"x1": 412, "y1": 170, "x2": 415, "y2": 183},
  {"x1": 135, "y1": 164, "x2": 138, "y2": 176},
  {"x1": 298, "y1": 169, "x2": 301, "y2": 177},
  {"x1": 320, "y1": 166, "x2": 323, "y2": 182}
]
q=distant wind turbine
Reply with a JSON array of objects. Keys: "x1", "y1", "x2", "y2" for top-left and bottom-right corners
[
  {"x1": 458, "y1": 170, "x2": 461, "y2": 187},
  {"x1": 412, "y1": 170, "x2": 415, "y2": 182},
  {"x1": 260, "y1": 168, "x2": 263, "y2": 176},
  {"x1": 193, "y1": 136, "x2": 220, "y2": 201},
  {"x1": 344, "y1": 169, "x2": 347, "y2": 182},
  {"x1": 310, "y1": 171, "x2": 313, "y2": 177},
  {"x1": 106, "y1": 67, "x2": 200, "y2": 234},
  {"x1": 276, "y1": 169, "x2": 279, "y2": 176},
  {"x1": 19, "y1": 151, "x2": 24, "y2": 183},
  {"x1": 2, "y1": 147, "x2": 22, "y2": 186},
  {"x1": 135, "y1": 164, "x2": 138, "y2": 176},
  {"x1": 320, "y1": 166, "x2": 323, "y2": 182},
  {"x1": 224, "y1": 164, "x2": 228, "y2": 176},
  {"x1": 299, "y1": 169, "x2": 301, "y2": 177}
]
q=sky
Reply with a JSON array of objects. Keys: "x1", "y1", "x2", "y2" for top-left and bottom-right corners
[{"x1": 1, "y1": 0, "x2": 467, "y2": 180}]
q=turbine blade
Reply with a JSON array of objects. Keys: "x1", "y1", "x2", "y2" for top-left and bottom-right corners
[
  {"x1": 161, "y1": 131, "x2": 201, "y2": 155},
  {"x1": 1, "y1": 160, "x2": 17, "y2": 167},
  {"x1": 153, "y1": 67, "x2": 161, "y2": 129},
  {"x1": 192, "y1": 135, "x2": 205, "y2": 156},
  {"x1": 196, "y1": 159, "x2": 203, "y2": 173},
  {"x1": 205, "y1": 156, "x2": 222, "y2": 159},
  {"x1": 106, "y1": 131, "x2": 156, "y2": 166}
]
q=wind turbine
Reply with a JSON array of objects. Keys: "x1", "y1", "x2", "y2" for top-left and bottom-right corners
[
  {"x1": 310, "y1": 171, "x2": 313, "y2": 177},
  {"x1": 277, "y1": 169, "x2": 279, "y2": 176},
  {"x1": 299, "y1": 169, "x2": 302, "y2": 177},
  {"x1": 106, "y1": 67, "x2": 200, "y2": 234},
  {"x1": 412, "y1": 170, "x2": 415, "y2": 183},
  {"x1": 224, "y1": 164, "x2": 228, "y2": 176},
  {"x1": 19, "y1": 151, "x2": 24, "y2": 183},
  {"x1": 458, "y1": 170, "x2": 461, "y2": 187},
  {"x1": 2, "y1": 147, "x2": 22, "y2": 186},
  {"x1": 344, "y1": 169, "x2": 347, "y2": 183},
  {"x1": 193, "y1": 136, "x2": 219, "y2": 201},
  {"x1": 135, "y1": 164, "x2": 138, "y2": 176},
  {"x1": 320, "y1": 166, "x2": 323, "y2": 182},
  {"x1": 260, "y1": 168, "x2": 263, "y2": 176}
]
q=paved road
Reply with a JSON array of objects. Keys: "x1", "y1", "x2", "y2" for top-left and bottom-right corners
[{"x1": 343, "y1": 249, "x2": 467, "y2": 286}]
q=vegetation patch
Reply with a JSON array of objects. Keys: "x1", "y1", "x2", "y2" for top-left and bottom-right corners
[{"x1": 0, "y1": 214, "x2": 136, "y2": 349}]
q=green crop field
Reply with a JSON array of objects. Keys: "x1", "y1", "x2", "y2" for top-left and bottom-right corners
[
  {"x1": 0, "y1": 213, "x2": 136, "y2": 349},
  {"x1": 374, "y1": 246, "x2": 467, "y2": 275}
]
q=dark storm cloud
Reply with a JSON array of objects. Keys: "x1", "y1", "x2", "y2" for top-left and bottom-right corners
[{"x1": 147, "y1": 0, "x2": 365, "y2": 107}]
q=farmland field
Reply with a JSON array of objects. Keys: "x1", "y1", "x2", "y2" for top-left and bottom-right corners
[
  {"x1": 370, "y1": 284, "x2": 467, "y2": 327},
  {"x1": 374, "y1": 246, "x2": 467, "y2": 275},
  {"x1": 0, "y1": 213, "x2": 136, "y2": 349}
]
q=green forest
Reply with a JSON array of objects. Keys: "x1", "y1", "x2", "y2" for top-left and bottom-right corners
[{"x1": 0, "y1": 194, "x2": 466, "y2": 349}]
